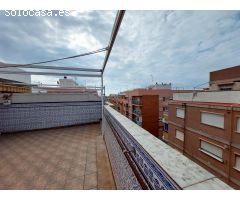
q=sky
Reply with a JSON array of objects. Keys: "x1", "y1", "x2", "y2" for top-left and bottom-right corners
[{"x1": 0, "y1": 10, "x2": 240, "y2": 94}]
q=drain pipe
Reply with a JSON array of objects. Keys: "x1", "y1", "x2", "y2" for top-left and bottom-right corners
[
  {"x1": 101, "y1": 74, "x2": 104, "y2": 135},
  {"x1": 182, "y1": 103, "x2": 187, "y2": 155},
  {"x1": 101, "y1": 74, "x2": 104, "y2": 118},
  {"x1": 227, "y1": 106, "x2": 234, "y2": 184}
]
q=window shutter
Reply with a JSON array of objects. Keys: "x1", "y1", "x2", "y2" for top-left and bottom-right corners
[
  {"x1": 176, "y1": 130, "x2": 184, "y2": 141},
  {"x1": 176, "y1": 108, "x2": 185, "y2": 118},
  {"x1": 235, "y1": 156, "x2": 240, "y2": 170},
  {"x1": 200, "y1": 140, "x2": 223, "y2": 159},
  {"x1": 201, "y1": 112, "x2": 224, "y2": 129},
  {"x1": 237, "y1": 118, "x2": 240, "y2": 133}
]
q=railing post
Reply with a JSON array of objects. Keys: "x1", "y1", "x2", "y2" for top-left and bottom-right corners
[{"x1": 101, "y1": 73, "x2": 104, "y2": 135}]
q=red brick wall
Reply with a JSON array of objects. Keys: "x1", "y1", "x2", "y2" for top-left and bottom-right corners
[
  {"x1": 230, "y1": 147, "x2": 240, "y2": 187},
  {"x1": 210, "y1": 65, "x2": 240, "y2": 82},
  {"x1": 168, "y1": 102, "x2": 240, "y2": 189},
  {"x1": 186, "y1": 106, "x2": 231, "y2": 141},
  {"x1": 142, "y1": 95, "x2": 159, "y2": 137}
]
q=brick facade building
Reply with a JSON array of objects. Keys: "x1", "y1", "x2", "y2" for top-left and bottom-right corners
[
  {"x1": 167, "y1": 65, "x2": 240, "y2": 189},
  {"x1": 108, "y1": 87, "x2": 173, "y2": 137}
]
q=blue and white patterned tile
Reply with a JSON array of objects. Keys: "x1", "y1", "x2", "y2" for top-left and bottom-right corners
[
  {"x1": 103, "y1": 116, "x2": 142, "y2": 190},
  {"x1": 0, "y1": 101, "x2": 102, "y2": 133},
  {"x1": 104, "y1": 108, "x2": 180, "y2": 190},
  {"x1": 103, "y1": 105, "x2": 232, "y2": 190}
]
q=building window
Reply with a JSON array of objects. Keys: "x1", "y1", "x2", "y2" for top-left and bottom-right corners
[
  {"x1": 199, "y1": 140, "x2": 223, "y2": 162},
  {"x1": 234, "y1": 155, "x2": 240, "y2": 171},
  {"x1": 176, "y1": 108, "x2": 185, "y2": 118},
  {"x1": 201, "y1": 112, "x2": 224, "y2": 129},
  {"x1": 237, "y1": 118, "x2": 240, "y2": 133},
  {"x1": 163, "y1": 107, "x2": 168, "y2": 112},
  {"x1": 219, "y1": 84, "x2": 233, "y2": 91},
  {"x1": 175, "y1": 130, "x2": 184, "y2": 141},
  {"x1": 164, "y1": 123, "x2": 168, "y2": 132}
]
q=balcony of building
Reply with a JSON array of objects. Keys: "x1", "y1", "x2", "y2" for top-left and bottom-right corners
[
  {"x1": 0, "y1": 93, "x2": 234, "y2": 190},
  {"x1": 0, "y1": 123, "x2": 115, "y2": 190}
]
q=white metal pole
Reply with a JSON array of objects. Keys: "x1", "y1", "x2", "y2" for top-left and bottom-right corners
[
  {"x1": 101, "y1": 74, "x2": 104, "y2": 135},
  {"x1": 101, "y1": 74, "x2": 104, "y2": 117}
]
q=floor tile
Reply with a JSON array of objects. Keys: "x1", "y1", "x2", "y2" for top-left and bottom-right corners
[
  {"x1": 0, "y1": 124, "x2": 115, "y2": 190},
  {"x1": 84, "y1": 173, "x2": 97, "y2": 189}
]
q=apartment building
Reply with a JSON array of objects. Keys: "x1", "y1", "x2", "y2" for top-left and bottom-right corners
[
  {"x1": 0, "y1": 65, "x2": 32, "y2": 93},
  {"x1": 162, "y1": 90, "x2": 200, "y2": 142},
  {"x1": 130, "y1": 95, "x2": 159, "y2": 137},
  {"x1": 210, "y1": 65, "x2": 240, "y2": 91},
  {"x1": 109, "y1": 93, "x2": 159, "y2": 137},
  {"x1": 0, "y1": 78, "x2": 32, "y2": 93},
  {"x1": 58, "y1": 76, "x2": 78, "y2": 88},
  {"x1": 108, "y1": 84, "x2": 173, "y2": 137},
  {"x1": 34, "y1": 86, "x2": 98, "y2": 95},
  {"x1": 167, "y1": 65, "x2": 240, "y2": 189},
  {"x1": 0, "y1": 62, "x2": 31, "y2": 84}
]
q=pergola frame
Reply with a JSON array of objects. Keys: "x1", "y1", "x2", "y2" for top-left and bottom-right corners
[{"x1": 0, "y1": 10, "x2": 125, "y2": 119}]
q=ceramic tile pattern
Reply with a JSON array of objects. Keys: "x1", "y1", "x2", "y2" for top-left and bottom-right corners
[
  {"x1": 0, "y1": 123, "x2": 116, "y2": 190},
  {"x1": 103, "y1": 115, "x2": 142, "y2": 190},
  {"x1": 0, "y1": 101, "x2": 102, "y2": 133},
  {"x1": 103, "y1": 105, "x2": 233, "y2": 190}
]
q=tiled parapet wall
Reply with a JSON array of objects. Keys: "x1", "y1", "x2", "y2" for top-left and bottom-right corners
[
  {"x1": 103, "y1": 114, "x2": 142, "y2": 190},
  {"x1": 0, "y1": 101, "x2": 102, "y2": 133},
  {"x1": 103, "y1": 105, "x2": 233, "y2": 190}
]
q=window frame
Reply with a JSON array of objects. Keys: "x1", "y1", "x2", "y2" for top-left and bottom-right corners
[
  {"x1": 200, "y1": 111, "x2": 225, "y2": 129},
  {"x1": 175, "y1": 129, "x2": 184, "y2": 141},
  {"x1": 176, "y1": 107, "x2": 185, "y2": 119},
  {"x1": 235, "y1": 116, "x2": 240, "y2": 133},
  {"x1": 199, "y1": 138, "x2": 224, "y2": 162},
  {"x1": 233, "y1": 152, "x2": 240, "y2": 172}
]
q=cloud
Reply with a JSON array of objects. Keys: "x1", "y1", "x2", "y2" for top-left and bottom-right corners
[
  {"x1": 0, "y1": 11, "x2": 240, "y2": 94},
  {"x1": 104, "y1": 11, "x2": 240, "y2": 94},
  {"x1": 0, "y1": 10, "x2": 115, "y2": 86},
  {"x1": 31, "y1": 75, "x2": 59, "y2": 85}
]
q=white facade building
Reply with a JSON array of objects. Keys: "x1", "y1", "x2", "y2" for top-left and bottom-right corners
[
  {"x1": 173, "y1": 90, "x2": 240, "y2": 104},
  {"x1": 0, "y1": 62, "x2": 31, "y2": 84},
  {"x1": 58, "y1": 77, "x2": 78, "y2": 88}
]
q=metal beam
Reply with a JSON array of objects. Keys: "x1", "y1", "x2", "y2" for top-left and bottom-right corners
[
  {"x1": 0, "y1": 47, "x2": 107, "y2": 69},
  {"x1": 101, "y1": 75, "x2": 104, "y2": 113},
  {"x1": 101, "y1": 74, "x2": 104, "y2": 134},
  {"x1": 37, "y1": 84, "x2": 103, "y2": 89},
  {"x1": 0, "y1": 63, "x2": 101, "y2": 72},
  {"x1": 0, "y1": 70, "x2": 101, "y2": 77},
  {"x1": 102, "y1": 10, "x2": 125, "y2": 73}
]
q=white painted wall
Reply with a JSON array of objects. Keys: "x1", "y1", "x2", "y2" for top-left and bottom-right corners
[
  {"x1": 0, "y1": 67, "x2": 31, "y2": 84},
  {"x1": 59, "y1": 78, "x2": 78, "y2": 88},
  {"x1": 173, "y1": 91, "x2": 240, "y2": 104}
]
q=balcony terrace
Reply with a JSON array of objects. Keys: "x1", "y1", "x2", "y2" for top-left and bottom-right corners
[
  {"x1": 0, "y1": 123, "x2": 115, "y2": 189},
  {"x1": 0, "y1": 93, "x2": 235, "y2": 190}
]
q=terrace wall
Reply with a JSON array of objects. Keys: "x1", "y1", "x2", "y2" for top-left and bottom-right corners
[
  {"x1": 103, "y1": 105, "x2": 233, "y2": 190},
  {"x1": 0, "y1": 101, "x2": 101, "y2": 133}
]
